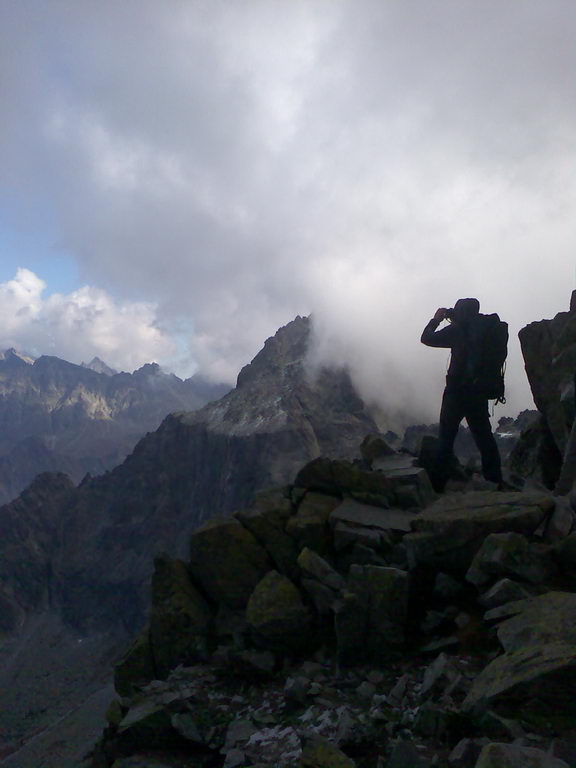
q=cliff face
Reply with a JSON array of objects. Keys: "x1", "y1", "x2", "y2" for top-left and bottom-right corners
[
  {"x1": 0, "y1": 348, "x2": 229, "y2": 505},
  {"x1": 0, "y1": 317, "x2": 378, "y2": 638}
]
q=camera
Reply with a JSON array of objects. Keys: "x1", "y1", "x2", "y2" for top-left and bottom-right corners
[{"x1": 445, "y1": 308, "x2": 455, "y2": 321}]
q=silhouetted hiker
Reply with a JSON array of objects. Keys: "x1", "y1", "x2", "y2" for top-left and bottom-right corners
[{"x1": 421, "y1": 298, "x2": 506, "y2": 492}]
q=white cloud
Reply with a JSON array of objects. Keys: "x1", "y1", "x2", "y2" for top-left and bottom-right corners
[
  {"x1": 0, "y1": 268, "x2": 174, "y2": 372},
  {"x1": 1, "y1": 0, "x2": 575, "y2": 418}
]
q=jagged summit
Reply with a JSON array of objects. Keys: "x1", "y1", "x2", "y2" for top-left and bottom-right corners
[
  {"x1": 0, "y1": 347, "x2": 35, "y2": 365},
  {"x1": 81, "y1": 356, "x2": 118, "y2": 376}
]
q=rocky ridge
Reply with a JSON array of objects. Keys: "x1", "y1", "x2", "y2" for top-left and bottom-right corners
[
  {"x1": 0, "y1": 317, "x2": 380, "y2": 760},
  {"x1": 84, "y1": 441, "x2": 576, "y2": 768}
]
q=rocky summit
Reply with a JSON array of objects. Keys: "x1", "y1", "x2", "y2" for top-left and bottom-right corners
[
  {"x1": 0, "y1": 316, "x2": 379, "y2": 762},
  {"x1": 3, "y1": 299, "x2": 576, "y2": 768},
  {"x1": 83, "y1": 444, "x2": 576, "y2": 768}
]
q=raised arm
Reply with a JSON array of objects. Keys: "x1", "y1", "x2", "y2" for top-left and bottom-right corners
[{"x1": 421, "y1": 308, "x2": 457, "y2": 348}]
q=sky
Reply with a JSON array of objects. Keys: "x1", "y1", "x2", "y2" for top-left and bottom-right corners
[{"x1": 1, "y1": 0, "x2": 575, "y2": 424}]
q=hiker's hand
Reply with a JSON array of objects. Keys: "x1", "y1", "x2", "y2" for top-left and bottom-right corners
[{"x1": 434, "y1": 308, "x2": 448, "y2": 322}]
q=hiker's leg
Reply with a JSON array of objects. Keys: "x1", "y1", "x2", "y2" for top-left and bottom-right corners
[
  {"x1": 433, "y1": 388, "x2": 464, "y2": 491},
  {"x1": 465, "y1": 396, "x2": 503, "y2": 484}
]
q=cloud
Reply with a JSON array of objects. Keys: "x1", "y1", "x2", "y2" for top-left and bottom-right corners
[
  {"x1": 0, "y1": 268, "x2": 174, "y2": 371},
  {"x1": 1, "y1": 0, "x2": 575, "y2": 419}
]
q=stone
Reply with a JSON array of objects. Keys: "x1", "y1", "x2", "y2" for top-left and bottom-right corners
[
  {"x1": 405, "y1": 491, "x2": 553, "y2": 572},
  {"x1": 475, "y1": 742, "x2": 569, "y2": 767},
  {"x1": 223, "y1": 749, "x2": 247, "y2": 768},
  {"x1": 105, "y1": 699, "x2": 124, "y2": 727},
  {"x1": 478, "y1": 578, "x2": 532, "y2": 609},
  {"x1": 463, "y1": 641, "x2": 576, "y2": 728},
  {"x1": 360, "y1": 433, "x2": 397, "y2": 464},
  {"x1": 299, "y1": 735, "x2": 356, "y2": 767},
  {"x1": 387, "y1": 738, "x2": 430, "y2": 768},
  {"x1": 111, "y1": 759, "x2": 179, "y2": 768},
  {"x1": 337, "y1": 565, "x2": 409, "y2": 664},
  {"x1": 286, "y1": 491, "x2": 340, "y2": 553},
  {"x1": 549, "y1": 738, "x2": 576, "y2": 766},
  {"x1": 189, "y1": 518, "x2": 271, "y2": 609},
  {"x1": 330, "y1": 497, "x2": 418, "y2": 536},
  {"x1": 236, "y1": 488, "x2": 300, "y2": 579},
  {"x1": 434, "y1": 572, "x2": 467, "y2": 601},
  {"x1": 114, "y1": 630, "x2": 156, "y2": 697},
  {"x1": 246, "y1": 570, "x2": 314, "y2": 652},
  {"x1": 544, "y1": 497, "x2": 574, "y2": 541},
  {"x1": 333, "y1": 521, "x2": 385, "y2": 552},
  {"x1": 448, "y1": 738, "x2": 489, "y2": 768},
  {"x1": 116, "y1": 699, "x2": 179, "y2": 748},
  {"x1": 466, "y1": 533, "x2": 556, "y2": 587},
  {"x1": 496, "y1": 592, "x2": 576, "y2": 652},
  {"x1": 284, "y1": 675, "x2": 311, "y2": 704},
  {"x1": 356, "y1": 681, "x2": 376, "y2": 700},
  {"x1": 297, "y1": 547, "x2": 346, "y2": 591},
  {"x1": 421, "y1": 652, "x2": 462, "y2": 699},
  {"x1": 381, "y1": 466, "x2": 435, "y2": 509},
  {"x1": 413, "y1": 703, "x2": 452, "y2": 738},
  {"x1": 225, "y1": 718, "x2": 258, "y2": 748},
  {"x1": 553, "y1": 532, "x2": 576, "y2": 585},
  {"x1": 334, "y1": 591, "x2": 366, "y2": 666},
  {"x1": 149, "y1": 555, "x2": 213, "y2": 677},
  {"x1": 301, "y1": 578, "x2": 338, "y2": 615},
  {"x1": 294, "y1": 457, "x2": 393, "y2": 507},
  {"x1": 372, "y1": 454, "x2": 419, "y2": 473}
]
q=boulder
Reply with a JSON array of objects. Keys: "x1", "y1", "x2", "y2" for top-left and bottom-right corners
[
  {"x1": 246, "y1": 570, "x2": 314, "y2": 652},
  {"x1": 297, "y1": 547, "x2": 346, "y2": 592},
  {"x1": 149, "y1": 555, "x2": 213, "y2": 677},
  {"x1": 330, "y1": 498, "x2": 418, "y2": 536},
  {"x1": 189, "y1": 518, "x2": 271, "y2": 609},
  {"x1": 475, "y1": 742, "x2": 569, "y2": 767},
  {"x1": 404, "y1": 492, "x2": 553, "y2": 572},
  {"x1": 286, "y1": 491, "x2": 340, "y2": 553},
  {"x1": 116, "y1": 699, "x2": 182, "y2": 749},
  {"x1": 496, "y1": 591, "x2": 576, "y2": 652},
  {"x1": 236, "y1": 487, "x2": 300, "y2": 579},
  {"x1": 520, "y1": 310, "x2": 576, "y2": 457},
  {"x1": 114, "y1": 631, "x2": 156, "y2": 697},
  {"x1": 299, "y1": 735, "x2": 356, "y2": 767},
  {"x1": 478, "y1": 578, "x2": 532, "y2": 609},
  {"x1": 294, "y1": 458, "x2": 392, "y2": 506},
  {"x1": 336, "y1": 565, "x2": 409, "y2": 664},
  {"x1": 463, "y1": 641, "x2": 576, "y2": 728},
  {"x1": 360, "y1": 433, "x2": 396, "y2": 464},
  {"x1": 465, "y1": 533, "x2": 556, "y2": 587}
]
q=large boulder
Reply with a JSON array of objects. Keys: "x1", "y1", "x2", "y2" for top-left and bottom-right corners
[
  {"x1": 496, "y1": 592, "x2": 576, "y2": 652},
  {"x1": 466, "y1": 532, "x2": 557, "y2": 587},
  {"x1": 236, "y1": 487, "x2": 300, "y2": 579},
  {"x1": 475, "y1": 742, "x2": 569, "y2": 768},
  {"x1": 404, "y1": 492, "x2": 553, "y2": 572},
  {"x1": 286, "y1": 491, "x2": 340, "y2": 554},
  {"x1": 246, "y1": 570, "x2": 314, "y2": 652},
  {"x1": 465, "y1": 593, "x2": 576, "y2": 728},
  {"x1": 188, "y1": 518, "x2": 271, "y2": 609},
  {"x1": 149, "y1": 555, "x2": 213, "y2": 677},
  {"x1": 335, "y1": 565, "x2": 409, "y2": 665}
]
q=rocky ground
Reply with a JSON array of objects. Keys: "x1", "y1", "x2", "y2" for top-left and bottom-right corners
[{"x1": 82, "y1": 437, "x2": 576, "y2": 768}]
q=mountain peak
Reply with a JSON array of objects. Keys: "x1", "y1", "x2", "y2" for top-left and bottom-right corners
[
  {"x1": 0, "y1": 347, "x2": 35, "y2": 366},
  {"x1": 81, "y1": 357, "x2": 118, "y2": 376}
]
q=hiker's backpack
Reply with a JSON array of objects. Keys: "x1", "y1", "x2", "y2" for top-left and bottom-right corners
[{"x1": 466, "y1": 313, "x2": 509, "y2": 403}]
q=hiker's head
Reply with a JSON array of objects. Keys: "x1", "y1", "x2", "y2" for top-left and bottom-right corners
[{"x1": 449, "y1": 298, "x2": 480, "y2": 324}]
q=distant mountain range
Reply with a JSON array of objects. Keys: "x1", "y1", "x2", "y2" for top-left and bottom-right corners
[{"x1": 0, "y1": 348, "x2": 230, "y2": 506}]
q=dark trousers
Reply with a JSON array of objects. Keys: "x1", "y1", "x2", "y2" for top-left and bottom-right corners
[{"x1": 433, "y1": 386, "x2": 502, "y2": 490}]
